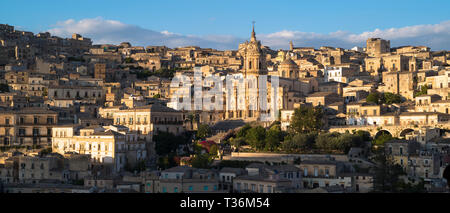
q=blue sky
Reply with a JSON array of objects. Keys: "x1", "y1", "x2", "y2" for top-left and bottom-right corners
[{"x1": 2, "y1": 0, "x2": 450, "y2": 50}]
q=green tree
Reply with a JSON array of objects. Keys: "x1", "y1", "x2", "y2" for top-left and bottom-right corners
[
  {"x1": 230, "y1": 137, "x2": 246, "y2": 151},
  {"x1": 383, "y1": 92, "x2": 402, "y2": 104},
  {"x1": 152, "y1": 94, "x2": 161, "y2": 99},
  {"x1": 236, "y1": 124, "x2": 252, "y2": 138},
  {"x1": 154, "y1": 131, "x2": 188, "y2": 156},
  {"x1": 315, "y1": 132, "x2": 339, "y2": 151},
  {"x1": 196, "y1": 124, "x2": 212, "y2": 139},
  {"x1": 191, "y1": 154, "x2": 213, "y2": 169},
  {"x1": 335, "y1": 133, "x2": 365, "y2": 153},
  {"x1": 373, "y1": 133, "x2": 393, "y2": 146},
  {"x1": 355, "y1": 130, "x2": 372, "y2": 142},
  {"x1": 282, "y1": 133, "x2": 316, "y2": 152},
  {"x1": 315, "y1": 132, "x2": 364, "y2": 153},
  {"x1": 245, "y1": 126, "x2": 266, "y2": 151},
  {"x1": 366, "y1": 91, "x2": 381, "y2": 104},
  {"x1": 290, "y1": 105, "x2": 324, "y2": 134},
  {"x1": 414, "y1": 85, "x2": 428, "y2": 97},
  {"x1": 265, "y1": 125, "x2": 282, "y2": 151},
  {"x1": 373, "y1": 150, "x2": 406, "y2": 192},
  {"x1": 208, "y1": 144, "x2": 219, "y2": 158}
]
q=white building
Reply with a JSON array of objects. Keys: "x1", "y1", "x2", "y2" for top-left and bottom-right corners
[{"x1": 51, "y1": 125, "x2": 148, "y2": 173}]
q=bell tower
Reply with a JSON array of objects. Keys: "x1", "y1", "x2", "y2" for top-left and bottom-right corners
[{"x1": 241, "y1": 22, "x2": 267, "y2": 77}]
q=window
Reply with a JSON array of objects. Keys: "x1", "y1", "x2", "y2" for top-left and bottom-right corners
[
  {"x1": 189, "y1": 186, "x2": 193, "y2": 191},
  {"x1": 203, "y1": 186, "x2": 209, "y2": 191},
  {"x1": 33, "y1": 128, "x2": 39, "y2": 136},
  {"x1": 174, "y1": 187, "x2": 178, "y2": 193},
  {"x1": 162, "y1": 187, "x2": 167, "y2": 193}
]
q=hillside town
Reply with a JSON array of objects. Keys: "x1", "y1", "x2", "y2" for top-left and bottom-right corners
[{"x1": 0, "y1": 22, "x2": 449, "y2": 193}]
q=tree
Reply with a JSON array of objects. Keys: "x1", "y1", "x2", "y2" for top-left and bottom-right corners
[
  {"x1": 245, "y1": 126, "x2": 266, "y2": 151},
  {"x1": 208, "y1": 144, "x2": 219, "y2": 158},
  {"x1": 315, "y1": 132, "x2": 339, "y2": 151},
  {"x1": 373, "y1": 133, "x2": 393, "y2": 146},
  {"x1": 367, "y1": 92, "x2": 402, "y2": 105},
  {"x1": 355, "y1": 130, "x2": 372, "y2": 142},
  {"x1": 335, "y1": 133, "x2": 365, "y2": 153},
  {"x1": 236, "y1": 124, "x2": 251, "y2": 138},
  {"x1": 196, "y1": 124, "x2": 212, "y2": 139},
  {"x1": 366, "y1": 91, "x2": 381, "y2": 104},
  {"x1": 373, "y1": 149, "x2": 405, "y2": 192},
  {"x1": 265, "y1": 125, "x2": 282, "y2": 151},
  {"x1": 191, "y1": 154, "x2": 213, "y2": 169},
  {"x1": 414, "y1": 85, "x2": 428, "y2": 97},
  {"x1": 290, "y1": 105, "x2": 324, "y2": 134},
  {"x1": 383, "y1": 92, "x2": 402, "y2": 104},
  {"x1": 154, "y1": 131, "x2": 188, "y2": 156},
  {"x1": 152, "y1": 94, "x2": 161, "y2": 99},
  {"x1": 230, "y1": 137, "x2": 246, "y2": 151},
  {"x1": 282, "y1": 133, "x2": 316, "y2": 152},
  {"x1": 315, "y1": 132, "x2": 365, "y2": 153}
]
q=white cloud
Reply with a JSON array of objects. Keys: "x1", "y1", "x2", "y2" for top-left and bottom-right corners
[
  {"x1": 261, "y1": 21, "x2": 450, "y2": 50},
  {"x1": 47, "y1": 17, "x2": 450, "y2": 50},
  {"x1": 47, "y1": 17, "x2": 243, "y2": 50}
]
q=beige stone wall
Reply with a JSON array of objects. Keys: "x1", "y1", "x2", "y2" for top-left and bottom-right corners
[{"x1": 366, "y1": 38, "x2": 390, "y2": 57}]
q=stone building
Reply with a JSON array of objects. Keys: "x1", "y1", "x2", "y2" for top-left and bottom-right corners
[
  {"x1": 380, "y1": 71, "x2": 417, "y2": 100},
  {"x1": 366, "y1": 38, "x2": 390, "y2": 57},
  {"x1": 51, "y1": 125, "x2": 148, "y2": 173},
  {"x1": 110, "y1": 104, "x2": 185, "y2": 139},
  {"x1": 0, "y1": 107, "x2": 58, "y2": 147}
]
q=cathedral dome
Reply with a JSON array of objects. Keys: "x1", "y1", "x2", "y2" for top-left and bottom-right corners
[{"x1": 280, "y1": 58, "x2": 298, "y2": 67}]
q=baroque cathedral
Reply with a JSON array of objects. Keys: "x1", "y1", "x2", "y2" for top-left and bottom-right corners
[{"x1": 221, "y1": 24, "x2": 309, "y2": 122}]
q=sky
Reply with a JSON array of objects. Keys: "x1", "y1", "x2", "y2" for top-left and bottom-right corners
[{"x1": 1, "y1": 0, "x2": 450, "y2": 50}]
